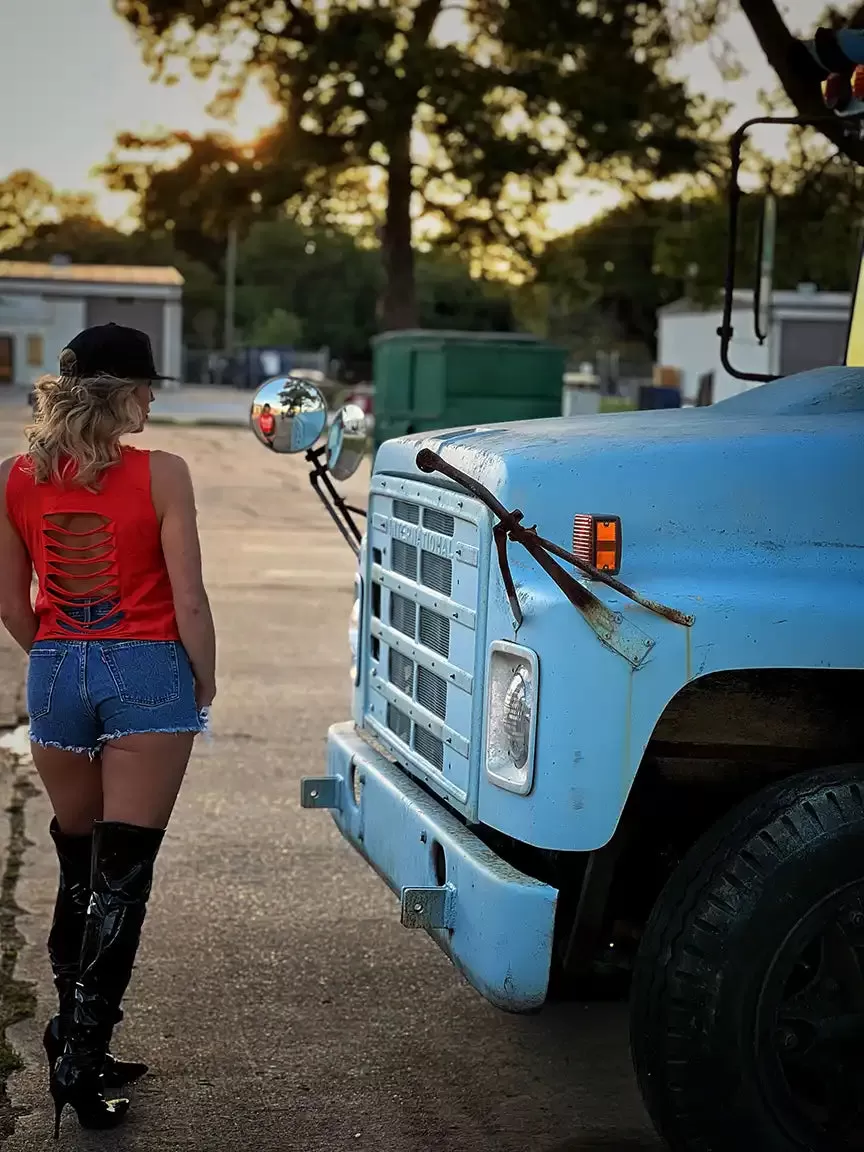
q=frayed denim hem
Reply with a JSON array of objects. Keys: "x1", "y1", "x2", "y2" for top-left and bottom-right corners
[
  {"x1": 30, "y1": 713, "x2": 207, "y2": 757},
  {"x1": 97, "y1": 726, "x2": 204, "y2": 748},
  {"x1": 29, "y1": 734, "x2": 100, "y2": 761}
]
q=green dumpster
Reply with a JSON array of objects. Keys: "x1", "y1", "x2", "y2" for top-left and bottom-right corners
[{"x1": 371, "y1": 330, "x2": 567, "y2": 452}]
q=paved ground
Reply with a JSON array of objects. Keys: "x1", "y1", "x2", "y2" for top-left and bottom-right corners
[{"x1": 0, "y1": 400, "x2": 661, "y2": 1152}]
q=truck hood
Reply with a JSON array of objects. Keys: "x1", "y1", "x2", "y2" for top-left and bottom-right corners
[{"x1": 373, "y1": 366, "x2": 864, "y2": 586}]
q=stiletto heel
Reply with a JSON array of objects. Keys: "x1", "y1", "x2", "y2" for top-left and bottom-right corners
[{"x1": 49, "y1": 1067, "x2": 129, "y2": 1135}]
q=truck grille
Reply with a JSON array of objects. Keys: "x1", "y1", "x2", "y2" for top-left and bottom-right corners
[{"x1": 365, "y1": 476, "x2": 484, "y2": 804}]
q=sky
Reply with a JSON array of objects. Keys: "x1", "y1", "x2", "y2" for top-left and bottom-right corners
[{"x1": 0, "y1": 0, "x2": 828, "y2": 235}]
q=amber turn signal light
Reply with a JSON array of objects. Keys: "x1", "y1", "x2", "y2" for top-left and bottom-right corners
[{"x1": 572, "y1": 514, "x2": 622, "y2": 575}]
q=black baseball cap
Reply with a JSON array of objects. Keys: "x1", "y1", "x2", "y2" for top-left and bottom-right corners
[{"x1": 60, "y1": 323, "x2": 172, "y2": 381}]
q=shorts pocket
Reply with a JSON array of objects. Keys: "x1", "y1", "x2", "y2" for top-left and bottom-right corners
[
  {"x1": 27, "y1": 648, "x2": 67, "y2": 720},
  {"x1": 100, "y1": 642, "x2": 180, "y2": 707}
]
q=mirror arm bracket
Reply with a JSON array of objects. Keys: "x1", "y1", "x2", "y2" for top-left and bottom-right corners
[
  {"x1": 305, "y1": 446, "x2": 364, "y2": 556},
  {"x1": 720, "y1": 114, "x2": 855, "y2": 385}
]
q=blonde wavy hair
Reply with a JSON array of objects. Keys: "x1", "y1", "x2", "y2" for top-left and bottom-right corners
[{"x1": 26, "y1": 350, "x2": 145, "y2": 489}]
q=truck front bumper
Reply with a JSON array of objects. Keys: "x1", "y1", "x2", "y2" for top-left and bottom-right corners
[{"x1": 306, "y1": 722, "x2": 558, "y2": 1013}]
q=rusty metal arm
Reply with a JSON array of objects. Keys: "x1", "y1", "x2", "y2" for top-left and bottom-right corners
[
  {"x1": 416, "y1": 450, "x2": 693, "y2": 633},
  {"x1": 306, "y1": 446, "x2": 364, "y2": 557}
]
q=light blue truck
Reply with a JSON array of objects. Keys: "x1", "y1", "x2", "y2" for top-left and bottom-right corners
[{"x1": 252, "y1": 30, "x2": 864, "y2": 1152}]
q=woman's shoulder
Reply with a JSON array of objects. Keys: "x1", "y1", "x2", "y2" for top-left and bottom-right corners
[
  {"x1": 1, "y1": 456, "x2": 32, "y2": 517},
  {"x1": 121, "y1": 446, "x2": 187, "y2": 478},
  {"x1": 148, "y1": 451, "x2": 194, "y2": 510},
  {"x1": 148, "y1": 450, "x2": 192, "y2": 481},
  {"x1": 1, "y1": 455, "x2": 29, "y2": 487}
]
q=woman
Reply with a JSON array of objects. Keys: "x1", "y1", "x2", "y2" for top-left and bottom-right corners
[
  {"x1": 257, "y1": 402, "x2": 276, "y2": 445},
  {"x1": 0, "y1": 323, "x2": 216, "y2": 1139}
]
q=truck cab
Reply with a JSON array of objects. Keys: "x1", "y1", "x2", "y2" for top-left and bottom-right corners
[{"x1": 251, "y1": 29, "x2": 864, "y2": 1152}]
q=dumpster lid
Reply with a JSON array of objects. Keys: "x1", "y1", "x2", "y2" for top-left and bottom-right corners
[{"x1": 372, "y1": 329, "x2": 543, "y2": 346}]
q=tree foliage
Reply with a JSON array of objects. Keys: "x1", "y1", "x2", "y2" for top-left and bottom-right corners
[
  {"x1": 672, "y1": 0, "x2": 864, "y2": 161},
  {"x1": 535, "y1": 200, "x2": 683, "y2": 360},
  {"x1": 235, "y1": 216, "x2": 514, "y2": 362},
  {"x1": 112, "y1": 0, "x2": 712, "y2": 329},
  {"x1": 102, "y1": 131, "x2": 274, "y2": 271},
  {"x1": 535, "y1": 148, "x2": 864, "y2": 361},
  {"x1": 0, "y1": 170, "x2": 225, "y2": 345},
  {"x1": 1, "y1": 168, "x2": 514, "y2": 365},
  {"x1": 0, "y1": 170, "x2": 98, "y2": 251}
]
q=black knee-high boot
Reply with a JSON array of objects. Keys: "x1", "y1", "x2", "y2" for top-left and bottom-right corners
[
  {"x1": 45, "y1": 819, "x2": 148, "y2": 1090},
  {"x1": 51, "y1": 821, "x2": 165, "y2": 1139}
]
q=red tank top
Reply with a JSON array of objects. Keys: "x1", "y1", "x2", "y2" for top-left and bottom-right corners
[{"x1": 6, "y1": 447, "x2": 179, "y2": 642}]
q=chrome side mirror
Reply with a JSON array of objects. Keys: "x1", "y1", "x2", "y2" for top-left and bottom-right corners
[
  {"x1": 326, "y1": 404, "x2": 367, "y2": 481},
  {"x1": 250, "y1": 376, "x2": 327, "y2": 453}
]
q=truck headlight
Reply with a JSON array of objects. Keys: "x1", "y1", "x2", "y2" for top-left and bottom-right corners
[
  {"x1": 485, "y1": 641, "x2": 539, "y2": 795},
  {"x1": 349, "y1": 576, "x2": 361, "y2": 685}
]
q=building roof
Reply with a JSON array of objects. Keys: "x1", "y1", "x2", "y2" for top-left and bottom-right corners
[
  {"x1": 0, "y1": 261, "x2": 184, "y2": 287},
  {"x1": 659, "y1": 289, "x2": 850, "y2": 316}
]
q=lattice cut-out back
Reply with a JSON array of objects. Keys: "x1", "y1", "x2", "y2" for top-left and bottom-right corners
[{"x1": 42, "y1": 513, "x2": 123, "y2": 633}]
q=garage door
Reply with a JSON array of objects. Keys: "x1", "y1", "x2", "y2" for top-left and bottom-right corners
[
  {"x1": 0, "y1": 336, "x2": 12, "y2": 385},
  {"x1": 779, "y1": 319, "x2": 848, "y2": 376},
  {"x1": 85, "y1": 298, "x2": 165, "y2": 375}
]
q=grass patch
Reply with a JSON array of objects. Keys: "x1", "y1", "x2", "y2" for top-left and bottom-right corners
[{"x1": 599, "y1": 396, "x2": 637, "y2": 413}]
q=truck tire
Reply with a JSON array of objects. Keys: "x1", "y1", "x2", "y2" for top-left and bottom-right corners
[{"x1": 630, "y1": 764, "x2": 864, "y2": 1152}]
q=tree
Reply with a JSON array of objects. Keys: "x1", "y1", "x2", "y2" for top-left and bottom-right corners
[
  {"x1": 233, "y1": 216, "x2": 515, "y2": 363},
  {"x1": 113, "y1": 0, "x2": 712, "y2": 331},
  {"x1": 679, "y1": 1, "x2": 864, "y2": 161},
  {"x1": 247, "y1": 308, "x2": 306, "y2": 348},
  {"x1": 0, "y1": 171, "x2": 98, "y2": 251},
  {"x1": 416, "y1": 253, "x2": 514, "y2": 332},
  {"x1": 234, "y1": 217, "x2": 383, "y2": 361},
  {"x1": 10, "y1": 212, "x2": 163, "y2": 266},
  {"x1": 1, "y1": 178, "x2": 223, "y2": 346},
  {"x1": 102, "y1": 131, "x2": 271, "y2": 272},
  {"x1": 535, "y1": 199, "x2": 684, "y2": 360},
  {"x1": 533, "y1": 149, "x2": 864, "y2": 360}
]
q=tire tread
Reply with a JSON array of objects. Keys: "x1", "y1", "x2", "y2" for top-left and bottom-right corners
[{"x1": 631, "y1": 764, "x2": 864, "y2": 1152}]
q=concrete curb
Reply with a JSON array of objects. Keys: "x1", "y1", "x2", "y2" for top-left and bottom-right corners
[
  {"x1": 0, "y1": 732, "x2": 53, "y2": 1151},
  {"x1": 0, "y1": 728, "x2": 42, "y2": 1146},
  {"x1": 148, "y1": 414, "x2": 250, "y2": 429},
  {"x1": 0, "y1": 728, "x2": 30, "y2": 886}
]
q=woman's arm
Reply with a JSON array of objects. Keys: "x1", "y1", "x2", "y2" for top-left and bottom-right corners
[
  {"x1": 151, "y1": 452, "x2": 217, "y2": 708},
  {"x1": 0, "y1": 458, "x2": 37, "y2": 653}
]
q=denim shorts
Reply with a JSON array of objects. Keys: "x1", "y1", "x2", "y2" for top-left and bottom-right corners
[{"x1": 27, "y1": 635, "x2": 205, "y2": 758}]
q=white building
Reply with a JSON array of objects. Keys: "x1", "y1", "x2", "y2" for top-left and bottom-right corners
[
  {"x1": 657, "y1": 288, "x2": 850, "y2": 405},
  {"x1": 0, "y1": 261, "x2": 183, "y2": 391}
]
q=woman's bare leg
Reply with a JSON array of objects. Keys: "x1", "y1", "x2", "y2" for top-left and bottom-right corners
[
  {"x1": 100, "y1": 732, "x2": 195, "y2": 828},
  {"x1": 30, "y1": 746, "x2": 103, "y2": 834}
]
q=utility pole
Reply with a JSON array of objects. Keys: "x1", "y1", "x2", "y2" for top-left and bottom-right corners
[
  {"x1": 224, "y1": 222, "x2": 238, "y2": 356},
  {"x1": 755, "y1": 192, "x2": 777, "y2": 346}
]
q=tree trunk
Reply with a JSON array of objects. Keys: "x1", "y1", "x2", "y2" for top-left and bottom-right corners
[
  {"x1": 380, "y1": 128, "x2": 418, "y2": 332},
  {"x1": 739, "y1": 0, "x2": 864, "y2": 164}
]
